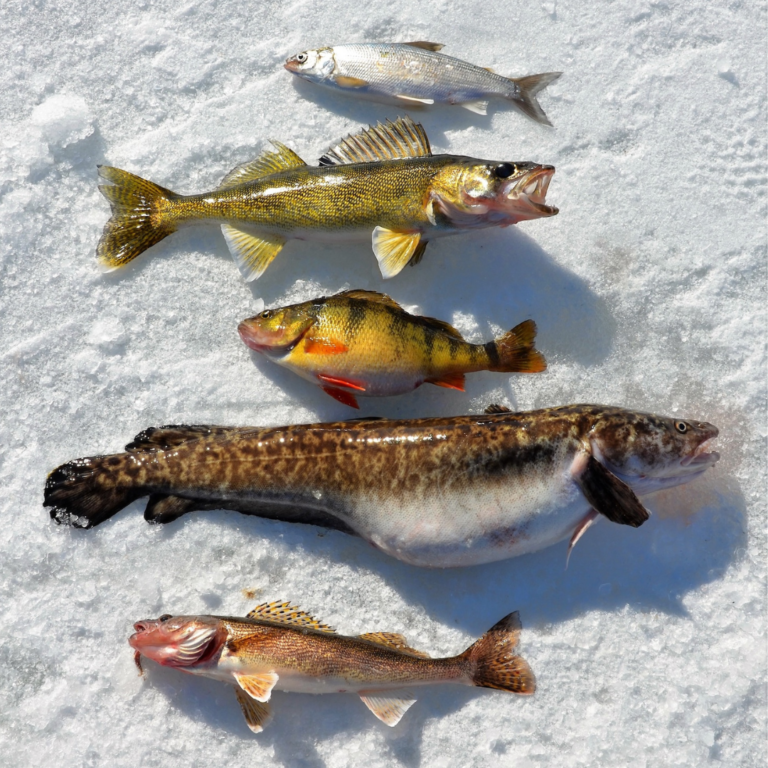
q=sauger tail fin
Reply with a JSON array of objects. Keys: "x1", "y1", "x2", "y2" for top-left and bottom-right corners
[
  {"x1": 44, "y1": 456, "x2": 139, "y2": 529},
  {"x1": 462, "y1": 611, "x2": 536, "y2": 694},
  {"x1": 509, "y1": 72, "x2": 562, "y2": 126},
  {"x1": 97, "y1": 165, "x2": 179, "y2": 270},
  {"x1": 487, "y1": 319, "x2": 546, "y2": 373}
]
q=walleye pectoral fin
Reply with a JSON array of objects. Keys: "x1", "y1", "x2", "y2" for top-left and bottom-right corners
[
  {"x1": 322, "y1": 386, "x2": 360, "y2": 409},
  {"x1": 303, "y1": 336, "x2": 349, "y2": 355},
  {"x1": 246, "y1": 600, "x2": 336, "y2": 633},
  {"x1": 217, "y1": 141, "x2": 306, "y2": 189},
  {"x1": 372, "y1": 227, "x2": 422, "y2": 279},
  {"x1": 234, "y1": 686, "x2": 271, "y2": 733},
  {"x1": 461, "y1": 99, "x2": 489, "y2": 115},
  {"x1": 403, "y1": 41, "x2": 444, "y2": 52},
  {"x1": 566, "y1": 509, "x2": 600, "y2": 568},
  {"x1": 426, "y1": 372, "x2": 465, "y2": 392},
  {"x1": 221, "y1": 225, "x2": 285, "y2": 282},
  {"x1": 235, "y1": 672, "x2": 279, "y2": 703},
  {"x1": 395, "y1": 94, "x2": 435, "y2": 105},
  {"x1": 317, "y1": 373, "x2": 366, "y2": 392},
  {"x1": 359, "y1": 691, "x2": 417, "y2": 727},
  {"x1": 572, "y1": 452, "x2": 650, "y2": 528},
  {"x1": 335, "y1": 75, "x2": 369, "y2": 88},
  {"x1": 358, "y1": 632, "x2": 431, "y2": 659}
]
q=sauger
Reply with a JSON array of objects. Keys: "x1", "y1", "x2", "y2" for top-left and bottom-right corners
[
  {"x1": 45, "y1": 404, "x2": 720, "y2": 567},
  {"x1": 96, "y1": 116, "x2": 557, "y2": 281},
  {"x1": 129, "y1": 601, "x2": 534, "y2": 733}
]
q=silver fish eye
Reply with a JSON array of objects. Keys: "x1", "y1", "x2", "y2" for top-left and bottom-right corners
[
  {"x1": 297, "y1": 53, "x2": 307, "y2": 63},
  {"x1": 675, "y1": 421, "x2": 688, "y2": 433}
]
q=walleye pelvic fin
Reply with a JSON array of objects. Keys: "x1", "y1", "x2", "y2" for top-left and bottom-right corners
[
  {"x1": 359, "y1": 691, "x2": 417, "y2": 727},
  {"x1": 487, "y1": 319, "x2": 547, "y2": 373},
  {"x1": 144, "y1": 494, "x2": 201, "y2": 524},
  {"x1": 358, "y1": 633, "x2": 431, "y2": 659},
  {"x1": 319, "y1": 116, "x2": 431, "y2": 166},
  {"x1": 403, "y1": 41, "x2": 444, "y2": 51},
  {"x1": 322, "y1": 386, "x2": 360, "y2": 409},
  {"x1": 303, "y1": 336, "x2": 349, "y2": 355},
  {"x1": 426, "y1": 372, "x2": 465, "y2": 391},
  {"x1": 462, "y1": 99, "x2": 489, "y2": 115},
  {"x1": 217, "y1": 141, "x2": 306, "y2": 189},
  {"x1": 247, "y1": 600, "x2": 337, "y2": 633},
  {"x1": 509, "y1": 72, "x2": 562, "y2": 127},
  {"x1": 335, "y1": 75, "x2": 369, "y2": 88},
  {"x1": 463, "y1": 611, "x2": 535, "y2": 694},
  {"x1": 566, "y1": 509, "x2": 600, "y2": 568},
  {"x1": 221, "y1": 225, "x2": 286, "y2": 282},
  {"x1": 235, "y1": 672, "x2": 279, "y2": 703},
  {"x1": 96, "y1": 166, "x2": 178, "y2": 270},
  {"x1": 572, "y1": 452, "x2": 650, "y2": 528},
  {"x1": 372, "y1": 227, "x2": 423, "y2": 279},
  {"x1": 396, "y1": 94, "x2": 435, "y2": 105},
  {"x1": 234, "y1": 686, "x2": 271, "y2": 733}
]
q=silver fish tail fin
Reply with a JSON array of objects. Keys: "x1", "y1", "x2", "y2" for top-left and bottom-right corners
[
  {"x1": 509, "y1": 72, "x2": 562, "y2": 126},
  {"x1": 96, "y1": 166, "x2": 179, "y2": 270},
  {"x1": 44, "y1": 456, "x2": 141, "y2": 528},
  {"x1": 461, "y1": 611, "x2": 536, "y2": 694},
  {"x1": 486, "y1": 320, "x2": 547, "y2": 374}
]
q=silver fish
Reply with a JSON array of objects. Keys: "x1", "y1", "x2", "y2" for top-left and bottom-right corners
[{"x1": 285, "y1": 42, "x2": 561, "y2": 124}]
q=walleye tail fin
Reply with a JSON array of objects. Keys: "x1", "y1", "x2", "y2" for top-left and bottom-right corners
[
  {"x1": 508, "y1": 72, "x2": 562, "y2": 127},
  {"x1": 487, "y1": 320, "x2": 547, "y2": 373},
  {"x1": 44, "y1": 456, "x2": 139, "y2": 528},
  {"x1": 97, "y1": 166, "x2": 179, "y2": 270},
  {"x1": 462, "y1": 611, "x2": 536, "y2": 694}
]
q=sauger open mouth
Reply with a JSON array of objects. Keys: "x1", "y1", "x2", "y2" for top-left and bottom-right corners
[{"x1": 519, "y1": 166, "x2": 557, "y2": 215}]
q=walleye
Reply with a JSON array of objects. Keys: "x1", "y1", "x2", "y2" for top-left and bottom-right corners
[
  {"x1": 96, "y1": 116, "x2": 557, "y2": 281},
  {"x1": 238, "y1": 289, "x2": 546, "y2": 408},
  {"x1": 285, "y1": 42, "x2": 561, "y2": 125},
  {"x1": 45, "y1": 404, "x2": 720, "y2": 567},
  {"x1": 129, "y1": 601, "x2": 534, "y2": 733}
]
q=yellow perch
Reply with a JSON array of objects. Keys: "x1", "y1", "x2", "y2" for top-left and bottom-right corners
[
  {"x1": 238, "y1": 289, "x2": 546, "y2": 408},
  {"x1": 96, "y1": 116, "x2": 557, "y2": 281},
  {"x1": 129, "y1": 600, "x2": 535, "y2": 733}
]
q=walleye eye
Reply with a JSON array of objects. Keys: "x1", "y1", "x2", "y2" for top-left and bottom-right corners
[
  {"x1": 494, "y1": 163, "x2": 516, "y2": 179},
  {"x1": 159, "y1": 614, "x2": 172, "y2": 622},
  {"x1": 297, "y1": 53, "x2": 307, "y2": 63},
  {"x1": 675, "y1": 421, "x2": 688, "y2": 434}
]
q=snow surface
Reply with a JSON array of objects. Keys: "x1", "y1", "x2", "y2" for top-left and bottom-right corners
[{"x1": 1, "y1": 1, "x2": 766, "y2": 766}]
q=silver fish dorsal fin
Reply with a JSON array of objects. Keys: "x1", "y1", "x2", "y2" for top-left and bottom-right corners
[
  {"x1": 318, "y1": 116, "x2": 432, "y2": 167},
  {"x1": 247, "y1": 600, "x2": 336, "y2": 633},
  {"x1": 358, "y1": 632, "x2": 431, "y2": 658},
  {"x1": 403, "y1": 41, "x2": 444, "y2": 52},
  {"x1": 217, "y1": 141, "x2": 306, "y2": 190},
  {"x1": 332, "y1": 289, "x2": 403, "y2": 310}
]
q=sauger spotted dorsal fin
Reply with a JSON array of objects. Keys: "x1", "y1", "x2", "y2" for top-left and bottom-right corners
[
  {"x1": 332, "y1": 289, "x2": 403, "y2": 310},
  {"x1": 485, "y1": 404, "x2": 512, "y2": 414},
  {"x1": 358, "y1": 632, "x2": 431, "y2": 659},
  {"x1": 319, "y1": 116, "x2": 431, "y2": 166},
  {"x1": 247, "y1": 600, "x2": 336, "y2": 633},
  {"x1": 403, "y1": 41, "x2": 444, "y2": 52},
  {"x1": 572, "y1": 451, "x2": 650, "y2": 528},
  {"x1": 126, "y1": 425, "x2": 230, "y2": 452},
  {"x1": 217, "y1": 141, "x2": 306, "y2": 190}
]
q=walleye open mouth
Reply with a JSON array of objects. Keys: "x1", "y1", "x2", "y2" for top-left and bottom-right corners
[{"x1": 513, "y1": 167, "x2": 558, "y2": 216}]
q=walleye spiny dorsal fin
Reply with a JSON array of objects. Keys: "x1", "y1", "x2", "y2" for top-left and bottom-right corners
[
  {"x1": 234, "y1": 671, "x2": 279, "y2": 703},
  {"x1": 359, "y1": 691, "x2": 418, "y2": 727},
  {"x1": 221, "y1": 225, "x2": 286, "y2": 282},
  {"x1": 358, "y1": 632, "x2": 431, "y2": 659},
  {"x1": 333, "y1": 289, "x2": 403, "y2": 310},
  {"x1": 485, "y1": 404, "x2": 512, "y2": 414},
  {"x1": 234, "y1": 686, "x2": 271, "y2": 733},
  {"x1": 217, "y1": 141, "x2": 306, "y2": 190},
  {"x1": 403, "y1": 41, "x2": 444, "y2": 52},
  {"x1": 247, "y1": 600, "x2": 337, "y2": 633},
  {"x1": 372, "y1": 228, "x2": 423, "y2": 279},
  {"x1": 126, "y1": 425, "x2": 228, "y2": 452},
  {"x1": 571, "y1": 451, "x2": 650, "y2": 528},
  {"x1": 318, "y1": 116, "x2": 431, "y2": 166}
]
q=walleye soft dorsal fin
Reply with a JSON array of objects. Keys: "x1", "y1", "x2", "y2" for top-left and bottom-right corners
[
  {"x1": 358, "y1": 632, "x2": 431, "y2": 659},
  {"x1": 485, "y1": 404, "x2": 512, "y2": 414},
  {"x1": 247, "y1": 600, "x2": 336, "y2": 633},
  {"x1": 126, "y1": 425, "x2": 228, "y2": 452},
  {"x1": 333, "y1": 289, "x2": 403, "y2": 310},
  {"x1": 372, "y1": 228, "x2": 423, "y2": 279},
  {"x1": 359, "y1": 691, "x2": 418, "y2": 727},
  {"x1": 403, "y1": 41, "x2": 444, "y2": 52},
  {"x1": 234, "y1": 671, "x2": 279, "y2": 703},
  {"x1": 217, "y1": 141, "x2": 306, "y2": 189},
  {"x1": 221, "y1": 225, "x2": 286, "y2": 282},
  {"x1": 234, "y1": 686, "x2": 271, "y2": 733},
  {"x1": 318, "y1": 116, "x2": 431, "y2": 166},
  {"x1": 571, "y1": 451, "x2": 650, "y2": 528}
]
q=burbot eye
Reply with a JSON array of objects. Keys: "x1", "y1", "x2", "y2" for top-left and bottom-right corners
[
  {"x1": 675, "y1": 421, "x2": 688, "y2": 434},
  {"x1": 494, "y1": 163, "x2": 516, "y2": 179},
  {"x1": 159, "y1": 614, "x2": 172, "y2": 622},
  {"x1": 297, "y1": 53, "x2": 307, "y2": 63}
]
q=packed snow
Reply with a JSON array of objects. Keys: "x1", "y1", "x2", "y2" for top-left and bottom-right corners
[{"x1": 0, "y1": 1, "x2": 765, "y2": 766}]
